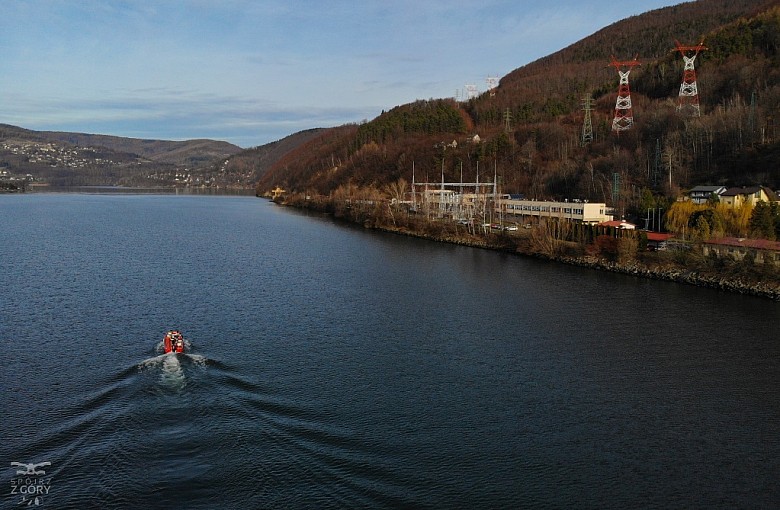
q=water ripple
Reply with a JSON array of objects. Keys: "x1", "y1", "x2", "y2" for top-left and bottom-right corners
[{"x1": 3, "y1": 194, "x2": 778, "y2": 509}]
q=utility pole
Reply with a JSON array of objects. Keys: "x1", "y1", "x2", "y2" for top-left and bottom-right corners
[
  {"x1": 654, "y1": 139, "x2": 662, "y2": 186},
  {"x1": 612, "y1": 172, "x2": 621, "y2": 215}
]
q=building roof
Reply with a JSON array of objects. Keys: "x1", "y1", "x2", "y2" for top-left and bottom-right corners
[
  {"x1": 689, "y1": 185, "x2": 725, "y2": 193},
  {"x1": 705, "y1": 237, "x2": 780, "y2": 251},
  {"x1": 721, "y1": 186, "x2": 774, "y2": 197},
  {"x1": 598, "y1": 220, "x2": 636, "y2": 229},
  {"x1": 646, "y1": 232, "x2": 675, "y2": 242}
]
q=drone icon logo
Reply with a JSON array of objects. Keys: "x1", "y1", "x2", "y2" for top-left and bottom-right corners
[{"x1": 10, "y1": 462, "x2": 51, "y2": 476}]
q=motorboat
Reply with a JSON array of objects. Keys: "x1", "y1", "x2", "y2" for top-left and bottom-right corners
[{"x1": 163, "y1": 330, "x2": 185, "y2": 354}]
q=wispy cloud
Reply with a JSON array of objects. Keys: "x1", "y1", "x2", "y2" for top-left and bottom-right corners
[{"x1": 2, "y1": 89, "x2": 374, "y2": 147}]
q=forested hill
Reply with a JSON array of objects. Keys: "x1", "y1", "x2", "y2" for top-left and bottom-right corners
[
  {"x1": 0, "y1": 124, "x2": 242, "y2": 167},
  {"x1": 0, "y1": 123, "x2": 252, "y2": 187},
  {"x1": 256, "y1": 0, "x2": 780, "y2": 216},
  {"x1": 220, "y1": 128, "x2": 328, "y2": 186}
]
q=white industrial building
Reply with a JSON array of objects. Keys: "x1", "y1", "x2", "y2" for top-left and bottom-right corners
[{"x1": 497, "y1": 197, "x2": 613, "y2": 224}]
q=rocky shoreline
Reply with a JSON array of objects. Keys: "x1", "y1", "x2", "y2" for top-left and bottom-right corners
[
  {"x1": 555, "y1": 255, "x2": 780, "y2": 301},
  {"x1": 372, "y1": 223, "x2": 780, "y2": 301}
]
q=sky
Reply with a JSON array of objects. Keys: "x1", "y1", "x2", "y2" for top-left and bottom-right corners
[{"x1": 1, "y1": 0, "x2": 684, "y2": 148}]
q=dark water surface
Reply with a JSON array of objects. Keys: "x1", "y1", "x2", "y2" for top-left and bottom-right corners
[{"x1": 1, "y1": 194, "x2": 778, "y2": 509}]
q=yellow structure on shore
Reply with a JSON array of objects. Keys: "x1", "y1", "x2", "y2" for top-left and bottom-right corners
[{"x1": 270, "y1": 186, "x2": 286, "y2": 199}]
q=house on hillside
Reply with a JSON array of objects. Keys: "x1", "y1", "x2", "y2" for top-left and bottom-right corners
[
  {"x1": 688, "y1": 185, "x2": 727, "y2": 204},
  {"x1": 719, "y1": 186, "x2": 777, "y2": 208},
  {"x1": 702, "y1": 237, "x2": 780, "y2": 266}
]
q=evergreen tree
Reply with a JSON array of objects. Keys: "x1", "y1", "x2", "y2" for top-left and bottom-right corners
[{"x1": 749, "y1": 201, "x2": 776, "y2": 240}]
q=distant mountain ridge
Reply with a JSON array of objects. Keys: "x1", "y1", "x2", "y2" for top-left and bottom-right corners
[
  {"x1": 0, "y1": 123, "x2": 242, "y2": 167},
  {"x1": 0, "y1": 123, "x2": 327, "y2": 188},
  {"x1": 0, "y1": 123, "x2": 249, "y2": 187}
]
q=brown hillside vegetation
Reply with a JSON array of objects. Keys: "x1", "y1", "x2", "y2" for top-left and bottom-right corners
[
  {"x1": 257, "y1": 125, "x2": 358, "y2": 193},
  {"x1": 219, "y1": 128, "x2": 328, "y2": 186},
  {"x1": 257, "y1": 0, "x2": 780, "y2": 227}
]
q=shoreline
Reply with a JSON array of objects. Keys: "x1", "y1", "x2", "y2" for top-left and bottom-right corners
[
  {"x1": 554, "y1": 255, "x2": 780, "y2": 300},
  {"x1": 363, "y1": 219, "x2": 780, "y2": 302}
]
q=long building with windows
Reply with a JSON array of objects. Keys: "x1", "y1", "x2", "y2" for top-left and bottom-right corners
[
  {"x1": 410, "y1": 181, "x2": 613, "y2": 225},
  {"x1": 496, "y1": 197, "x2": 613, "y2": 224}
]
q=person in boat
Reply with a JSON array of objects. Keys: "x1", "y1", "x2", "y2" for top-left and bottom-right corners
[
  {"x1": 172, "y1": 330, "x2": 184, "y2": 352},
  {"x1": 164, "y1": 331, "x2": 173, "y2": 352},
  {"x1": 164, "y1": 330, "x2": 183, "y2": 353}
]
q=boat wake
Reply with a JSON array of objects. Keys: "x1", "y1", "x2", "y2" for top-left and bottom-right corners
[{"x1": 137, "y1": 340, "x2": 207, "y2": 391}]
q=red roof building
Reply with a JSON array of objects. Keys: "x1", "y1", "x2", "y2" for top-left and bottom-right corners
[
  {"x1": 645, "y1": 232, "x2": 675, "y2": 251},
  {"x1": 703, "y1": 237, "x2": 780, "y2": 266},
  {"x1": 598, "y1": 220, "x2": 636, "y2": 229}
]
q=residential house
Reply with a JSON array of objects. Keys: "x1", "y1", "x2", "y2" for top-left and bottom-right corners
[
  {"x1": 688, "y1": 185, "x2": 727, "y2": 204},
  {"x1": 719, "y1": 186, "x2": 778, "y2": 208}
]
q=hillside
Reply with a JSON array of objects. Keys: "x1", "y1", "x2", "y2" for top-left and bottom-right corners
[
  {"x1": 0, "y1": 124, "x2": 249, "y2": 187},
  {"x1": 256, "y1": 0, "x2": 780, "y2": 223},
  {"x1": 218, "y1": 128, "x2": 328, "y2": 188},
  {"x1": 37, "y1": 130, "x2": 242, "y2": 167},
  {"x1": 0, "y1": 123, "x2": 241, "y2": 167},
  {"x1": 0, "y1": 123, "x2": 330, "y2": 189}
]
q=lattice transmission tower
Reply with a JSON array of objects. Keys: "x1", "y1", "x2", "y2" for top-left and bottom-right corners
[
  {"x1": 486, "y1": 76, "x2": 499, "y2": 97},
  {"x1": 503, "y1": 108, "x2": 512, "y2": 134},
  {"x1": 464, "y1": 84, "x2": 479, "y2": 100},
  {"x1": 608, "y1": 55, "x2": 641, "y2": 132},
  {"x1": 582, "y1": 93, "x2": 594, "y2": 145},
  {"x1": 674, "y1": 40, "x2": 707, "y2": 117}
]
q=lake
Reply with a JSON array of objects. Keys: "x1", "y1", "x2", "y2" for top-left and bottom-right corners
[{"x1": 1, "y1": 193, "x2": 778, "y2": 508}]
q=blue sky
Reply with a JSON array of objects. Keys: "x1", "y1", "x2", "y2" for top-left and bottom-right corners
[{"x1": 1, "y1": 1, "x2": 683, "y2": 148}]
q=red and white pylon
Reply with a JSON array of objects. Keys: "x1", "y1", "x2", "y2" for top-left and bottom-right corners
[
  {"x1": 674, "y1": 40, "x2": 707, "y2": 117},
  {"x1": 608, "y1": 55, "x2": 641, "y2": 132}
]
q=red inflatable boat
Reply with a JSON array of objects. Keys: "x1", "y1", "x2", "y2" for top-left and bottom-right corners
[{"x1": 163, "y1": 330, "x2": 185, "y2": 354}]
